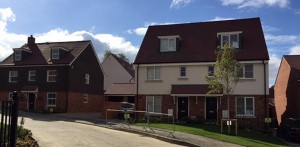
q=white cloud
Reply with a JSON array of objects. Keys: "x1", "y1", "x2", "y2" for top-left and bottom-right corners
[
  {"x1": 127, "y1": 22, "x2": 175, "y2": 36},
  {"x1": 208, "y1": 17, "x2": 236, "y2": 21},
  {"x1": 170, "y1": 0, "x2": 193, "y2": 9},
  {"x1": 289, "y1": 45, "x2": 300, "y2": 55},
  {"x1": 262, "y1": 25, "x2": 279, "y2": 32},
  {"x1": 0, "y1": 8, "x2": 138, "y2": 63},
  {"x1": 220, "y1": 0, "x2": 289, "y2": 8},
  {"x1": 269, "y1": 54, "x2": 281, "y2": 86},
  {"x1": 264, "y1": 34, "x2": 299, "y2": 45}
]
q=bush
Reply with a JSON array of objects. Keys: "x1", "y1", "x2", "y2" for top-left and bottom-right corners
[{"x1": 16, "y1": 126, "x2": 38, "y2": 147}]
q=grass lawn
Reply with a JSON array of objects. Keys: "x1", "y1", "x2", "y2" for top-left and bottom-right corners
[{"x1": 135, "y1": 123, "x2": 288, "y2": 147}]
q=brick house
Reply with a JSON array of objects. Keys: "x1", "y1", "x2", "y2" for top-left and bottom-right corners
[
  {"x1": 101, "y1": 53, "x2": 135, "y2": 91},
  {"x1": 274, "y1": 55, "x2": 300, "y2": 124},
  {"x1": 134, "y1": 18, "x2": 269, "y2": 130},
  {"x1": 0, "y1": 36, "x2": 104, "y2": 113}
]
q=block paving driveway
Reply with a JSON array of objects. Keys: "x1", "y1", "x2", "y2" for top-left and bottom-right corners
[{"x1": 22, "y1": 114, "x2": 183, "y2": 147}]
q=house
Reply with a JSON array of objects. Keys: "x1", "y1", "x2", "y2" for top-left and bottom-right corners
[
  {"x1": 268, "y1": 86, "x2": 278, "y2": 127},
  {"x1": 0, "y1": 35, "x2": 104, "y2": 113},
  {"x1": 101, "y1": 53, "x2": 135, "y2": 91},
  {"x1": 274, "y1": 55, "x2": 300, "y2": 124},
  {"x1": 134, "y1": 17, "x2": 269, "y2": 130}
]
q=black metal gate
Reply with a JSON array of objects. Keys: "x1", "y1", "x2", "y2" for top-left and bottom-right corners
[{"x1": 0, "y1": 92, "x2": 19, "y2": 147}]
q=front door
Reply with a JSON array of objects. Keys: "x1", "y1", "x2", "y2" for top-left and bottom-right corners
[
  {"x1": 206, "y1": 97, "x2": 218, "y2": 123},
  {"x1": 28, "y1": 93, "x2": 35, "y2": 111},
  {"x1": 178, "y1": 97, "x2": 189, "y2": 121}
]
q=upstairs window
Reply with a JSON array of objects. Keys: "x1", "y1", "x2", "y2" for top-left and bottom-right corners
[
  {"x1": 180, "y1": 67, "x2": 186, "y2": 77},
  {"x1": 85, "y1": 74, "x2": 90, "y2": 85},
  {"x1": 52, "y1": 49, "x2": 59, "y2": 60},
  {"x1": 14, "y1": 50, "x2": 22, "y2": 61},
  {"x1": 218, "y1": 32, "x2": 242, "y2": 49},
  {"x1": 208, "y1": 65, "x2": 215, "y2": 77},
  {"x1": 159, "y1": 36, "x2": 180, "y2": 52},
  {"x1": 28, "y1": 70, "x2": 36, "y2": 81},
  {"x1": 238, "y1": 64, "x2": 253, "y2": 79},
  {"x1": 47, "y1": 70, "x2": 57, "y2": 82},
  {"x1": 9, "y1": 71, "x2": 18, "y2": 83},
  {"x1": 147, "y1": 67, "x2": 161, "y2": 80}
]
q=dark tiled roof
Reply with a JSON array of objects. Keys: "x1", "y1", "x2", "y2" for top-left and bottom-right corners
[
  {"x1": 171, "y1": 84, "x2": 222, "y2": 95},
  {"x1": 268, "y1": 86, "x2": 274, "y2": 98},
  {"x1": 134, "y1": 17, "x2": 269, "y2": 64},
  {"x1": 111, "y1": 54, "x2": 135, "y2": 77},
  {"x1": 104, "y1": 83, "x2": 135, "y2": 95},
  {"x1": 284, "y1": 55, "x2": 300, "y2": 79},
  {"x1": 21, "y1": 85, "x2": 38, "y2": 92},
  {"x1": 0, "y1": 40, "x2": 90, "y2": 66}
]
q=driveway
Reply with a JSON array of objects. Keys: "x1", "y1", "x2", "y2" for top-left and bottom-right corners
[{"x1": 22, "y1": 115, "x2": 183, "y2": 147}]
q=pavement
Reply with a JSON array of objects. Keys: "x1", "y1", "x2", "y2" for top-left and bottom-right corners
[{"x1": 20, "y1": 112, "x2": 242, "y2": 147}]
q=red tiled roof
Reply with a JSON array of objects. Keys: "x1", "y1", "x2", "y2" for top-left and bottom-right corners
[
  {"x1": 171, "y1": 84, "x2": 222, "y2": 95},
  {"x1": 0, "y1": 40, "x2": 90, "y2": 66},
  {"x1": 134, "y1": 17, "x2": 269, "y2": 64},
  {"x1": 104, "y1": 83, "x2": 135, "y2": 95},
  {"x1": 111, "y1": 54, "x2": 135, "y2": 77}
]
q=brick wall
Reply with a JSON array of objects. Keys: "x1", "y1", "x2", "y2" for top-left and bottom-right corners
[{"x1": 67, "y1": 92, "x2": 104, "y2": 113}]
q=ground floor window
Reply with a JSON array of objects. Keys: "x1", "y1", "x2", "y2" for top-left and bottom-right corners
[
  {"x1": 236, "y1": 97, "x2": 254, "y2": 117},
  {"x1": 83, "y1": 94, "x2": 88, "y2": 103},
  {"x1": 146, "y1": 96, "x2": 161, "y2": 113},
  {"x1": 107, "y1": 96, "x2": 123, "y2": 102},
  {"x1": 47, "y1": 92, "x2": 56, "y2": 106}
]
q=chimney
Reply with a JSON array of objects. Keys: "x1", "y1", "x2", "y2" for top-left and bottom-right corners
[{"x1": 28, "y1": 35, "x2": 35, "y2": 45}]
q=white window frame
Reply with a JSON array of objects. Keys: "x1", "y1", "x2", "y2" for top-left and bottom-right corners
[
  {"x1": 47, "y1": 92, "x2": 56, "y2": 107},
  {"x1": 147, "y1": 67, "x2": 161, "y2": 80},
  {"x1": 218, "y1": 32, "x2": 241, "y2": 49},
  {"x1": 8, "y1": 92, "x2": 13, "y2": 100},
  {"x1": 146, "y1": 96, "x2": 162, "y2": 113},
  {"x1": 158, "y1": 36, "x2": 179, "y2": 52},
  {"x1": 83, "y1": 94, "x2": 88, "y2": 103},
  {"x1": 47, "y1": 70, "x2": 57, "y2": 82},
  {"x1": 208, "y1": 65, "x2": 215, "y2": 77},
  {"x1": 14, "y1": 50, "x2": 22, "y2": 61},
  {"x1": 52, "y1": 49, "x2": 59, "y2": 60},
  {"x1": 179, "y1": 66, "x2": 186, "y2": 78},
  {"x1": 236, "y1": 97, "x2": 255, "y2": 117},
  {"x1": 239, "y1": 64, "x2": 254, "y2": 79},
  {"x1": 28, "y1": 70, "x2": 36, "y2": 81},
  {"x1": 9, "y1": 71, "x2": 18, "y2": 83},
  {"x1": 85, "y1": 74, "x2": 90, "y2": 85}
]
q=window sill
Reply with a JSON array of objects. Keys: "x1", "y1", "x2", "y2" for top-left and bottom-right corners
[
  {"x1": 178, "y1": 77, "x2": 188, "y2": 80},
  {"x1": 47, "y1": 81, "x2": 57, "y2": 83},
  {"x1": 47, "y1": 105, "x2": 56, "y2": 107},
  {"x1": 9, "y1": 81, "x2": 17, "y2": 83},
  {"x1": 207, "y1": 76, "x2": 215, "y2": 79},
  {"x1": 145, "y1": 79, "x2": 163, "y2": 82},
  {"x1": 239, "y1": 78, "x2": 255, "y2": 81},
  {"x1": 235, "y1": 115, "x2": 256, "y2": 118}
]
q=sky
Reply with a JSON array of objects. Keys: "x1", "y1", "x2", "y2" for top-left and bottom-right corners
[{"x1": 0, "y1": 0, "x2": 300, "y2": 87}]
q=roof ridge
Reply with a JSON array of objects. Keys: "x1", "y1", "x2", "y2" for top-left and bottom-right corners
[{"x1": 36, "y1": 40, "x2": 91, "y2": 44}]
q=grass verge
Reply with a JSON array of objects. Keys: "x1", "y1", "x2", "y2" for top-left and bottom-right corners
[{"x1": 135, "y1": 123, "x2": 288, "y2": 147}]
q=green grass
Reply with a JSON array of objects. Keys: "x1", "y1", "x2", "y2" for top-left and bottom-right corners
[{"x1": 135, "y1": 123, "x2": 288, "y2": 147}]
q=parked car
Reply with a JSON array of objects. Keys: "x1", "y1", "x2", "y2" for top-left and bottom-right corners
[
  {"x1": 278, "y1": 118, "x2": 300, "y2": 141},
  {"x1": 118, "y1": 102, "x2": 135, "y2": 120}
]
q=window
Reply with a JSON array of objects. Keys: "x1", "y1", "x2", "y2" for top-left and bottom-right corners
[
  {"x1": 28, "y1": 70, "x2": 36, "y2": 81},
  {"x1": 52, "y1": 49, "x2": 59, "y2": 59},
  {"x1": 180, "y1": 67, "x2": 186, "y2": 77},
  {"x1": 208, "y1": 65, "x2": 215, "y2": 77},
  {"x1": 85, "y1": 74, "x2": 90, "y2": 85},
  {"x1": 218, "y1": 32, "x2": 241, "y2": 49},
  {"x1": 160, "y1": 37, "x2": 177, "y2": 52},
  {"x1": 47, "y1": 70, "x2": 57, "y2": 82},
  {"x1": 107, "y1": 96, "x2": 123, "y2": 102},
  {"x1": 146, "y1": 96, "x2": 161, "y2": 113},
  {"x1": 9, "y1": 71, "x2": 18, "y2": 83},
  {"x1": 8, "y1": 92, "x2": 13, "y2": 100},
  {"x1": 83, "y1": 94, "x2": 88, "y2": 103},
  {"x1": 47, "y1": 93, "x2": 56, "y2": 106},
  {"x1": 236, "y1": 97, "x2": 254, "y2": 117},
  {"x1": 147, "y1": 67, "x2": 161, "y2": 80},
  {"x1": 14, "y1": 50, "x2": 22, "y2": 61},
  {"x1": 238, "y1": 64, "x2": 253, "y2": 79}
]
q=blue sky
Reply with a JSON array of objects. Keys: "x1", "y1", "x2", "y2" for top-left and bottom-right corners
[{"x1": 0, "y1": 0, "x2": 300, "y2": 86}]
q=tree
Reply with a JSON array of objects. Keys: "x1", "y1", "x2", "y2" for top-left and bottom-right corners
[
  {"x1": 103, "y1": 50, "x2": 130, "y2": 63},
  {"x1": 206, "y1": 44, "x2": 242, "y2": 134}
]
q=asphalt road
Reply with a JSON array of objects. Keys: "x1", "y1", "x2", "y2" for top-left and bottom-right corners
[{"x1": 22, "y1": 116, "x2": 183, "y2": 147}]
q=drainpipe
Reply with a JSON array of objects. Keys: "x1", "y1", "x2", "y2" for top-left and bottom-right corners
[
  {"x1": 65, "y1": 65, "x2": 70, "y2": 112},
  {"x1": 263, "y1": 60, "x2": 267, "y2": 117},
  {"x1": 136, "y1": 64, "x2": 139, "y2": 111}
]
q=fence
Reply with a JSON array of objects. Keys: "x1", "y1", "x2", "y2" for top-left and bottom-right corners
[{"x1": 0, "y1": 92, "x2": 19, "y2": 147}]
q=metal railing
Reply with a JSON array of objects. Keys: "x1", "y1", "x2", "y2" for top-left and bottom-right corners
[{"x1": 0, "y1": 91, "x2": 19, "y2": 147}]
